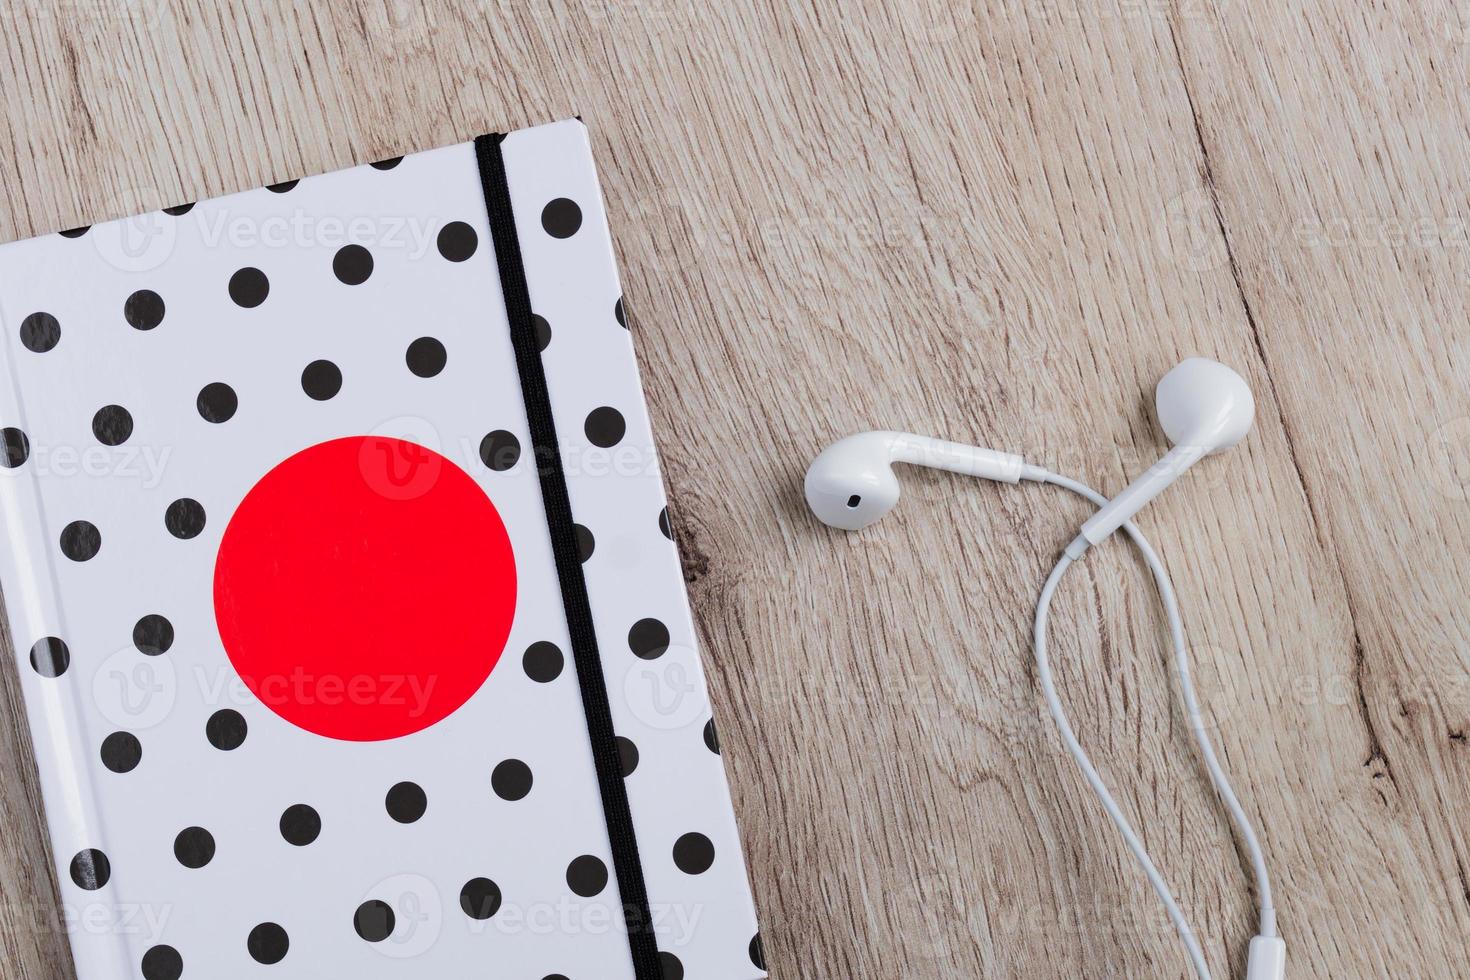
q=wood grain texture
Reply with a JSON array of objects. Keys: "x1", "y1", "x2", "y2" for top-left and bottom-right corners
[{"x1": 0, "y1": 0, "x2": 1465, "y2": 976}]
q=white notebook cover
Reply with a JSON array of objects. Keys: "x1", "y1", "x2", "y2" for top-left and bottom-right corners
[{"x1": 0, "y1": 119, "x2": 764, "y2": 980}]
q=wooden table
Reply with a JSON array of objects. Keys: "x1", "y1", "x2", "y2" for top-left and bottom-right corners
[{"x1": 0, "y1": 2, "x2": 1465, "y2": 977}]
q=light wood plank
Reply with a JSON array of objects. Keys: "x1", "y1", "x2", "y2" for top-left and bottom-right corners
[{"x1": 0, "y1": 1, "x2": 1462, "y2": 976}]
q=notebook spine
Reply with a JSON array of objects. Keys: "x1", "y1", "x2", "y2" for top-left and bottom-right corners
[{"x1": 0, "y1": 338, "x2": 132, "y2": 979}]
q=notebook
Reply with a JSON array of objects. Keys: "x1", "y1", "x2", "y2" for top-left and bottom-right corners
[{"x1": 0, "y1": 119, "x2": 764, "y2": 980}]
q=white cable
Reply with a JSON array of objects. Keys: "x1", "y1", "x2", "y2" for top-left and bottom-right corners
[{"x1": 1028, "y1": 468, "x2": 1276, "y2": 979}]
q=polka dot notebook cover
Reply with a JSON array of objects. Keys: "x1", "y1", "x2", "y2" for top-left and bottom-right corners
[{"x1": 0, "y1": 119, "x2": 764, "y2": 980}]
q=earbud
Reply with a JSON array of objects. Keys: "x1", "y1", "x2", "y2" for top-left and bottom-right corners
[
  {"x1": 803, "y1": 431, "x2": 1027, "y2": 531},
  {"x1": 1077, "y1": 357, "x2": 1254, "y2": 547}
]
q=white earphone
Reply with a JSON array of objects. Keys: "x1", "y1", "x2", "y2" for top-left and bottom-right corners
[{"x1": 806, "y1": 358, "x2": 1285, "y2": 980}]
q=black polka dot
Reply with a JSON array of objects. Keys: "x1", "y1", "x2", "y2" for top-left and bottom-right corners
[
  {"x1": 584, "y1": 407, "x2": 626, "y2": 448},
  {"x1": 206, "y1": 708, "x2": 247, "y2": 750},
  {"x1": 141, "y1": 945, "x2": 182, "y2": 980},
  {"x1": 385, "y1": 781, "x2": 427, "y2": 823},
  {"x1": 69, "y1": 848, "x2": 110, "y2": 890},
  {"x1": 532, "y1": 314, "x2": 552, "y2": 351},
  {"x1": 333, "y1": 244, "x2": 374, "y2": 285},
  {"x1": 437, "y1": 221, "x2": 478, "y2": 262},
  {"x1": 523, "y1": 641, "x2": 564, "y2": 682},
  {"x1": 248, "y1": 922, "x2": 289, "y2": 964},
  {"x1": 165, "y1": 498, "x2": 206, "y2": 539},
  {"x1": 173, "y1": 826, "x2": 215, "y2": 868},
  {"x1": 659, "y1": 506, "x2": 672, "y2": 540},
  {"x1": 1, "y1": 428, "x2": 29, "y2": 468},
  {"x1": 629, "y1": 618, "x2": 670, "y2": 659},
  {"x1": 266, "y1": 179, "x2": 299, "y2": 193},
  {"x1": 58, "y1": 226, "x2": 89, "y2": 239},
  {"x1": 541, "y1": 198, "x2": 583, "y2": 238},
  {"x1": 479, "y1": 430, "x2": 520, "y2": 471},
  {"x1": 370, "y1": 156, "x2": 403, "y2": 170},
  {"x1": 162, "y1": 202, "x2": 195, "y2": 216},
  {"x1": 196, "y1": 382, "x2": 238, "y2": 423},
  {"x1": 617, "y1": 736, "x2": 639, "y2": 777},
  {"x1": 703, "y1": 718, "x2": 720, "y2": 754},
  {"x1": 301, "y1": 359, "x2": 342, "y2": 400},
  {"x1": 659, "y1": 951, "x2": 684, "y2": 980},
  {"x1": 124, "y1": 289, "x2": 166, "y2": 331},
  {"x1": 566, "y1": 855, "x2": 608, "y2": 897},
  {"x1": 354, "y1": 900, "x2": 395, "y2": 942},
  {"x1": 459, "y1": 877, "x2": 502, "y2": 920},
  {"x1": 229, "y1": 267, "x2": 270, "y2": 308},
  {"x1": 133, "y1": 614, "x2": 174, "y2": 656},
  {"x1": 59, "y1": 521, "x2": 101, "y2": 561},
  {"x1": 100, "y1": 732, "x2": 142, "y2": 773},
  {"x1": 673, "y1": 832, "x2": 715, "y2": 874},
  {"x1": 91, "y1": 405, "x2": 133, "y2": 446},
  {"x1": 29, "y1": 636, "x2": 69, "y2": 677},
  {"x1": 749, "y1": 933, "x2": 766, "y2": 969},
  {"x1": 279, "y1": 803, "x2": 321, "y2": 846},
  {"x1": 405, "y1": 337, "x2": 446, "y2": 377},
  {"x1": 615, "y1": 296, "x2": 627, "y2": 328},
  {"x1": 544, "y1": 975, "x2": 570, "y2": 980},
  {"x1": 19, "y1": 312, "x2": 60, "y2": 352},
  {"x1": 491, "y1": 759, "x2": 533, "y2": 801},
  {"x1": 574, "y1": 524, "x2": 594, "y2": 562}
]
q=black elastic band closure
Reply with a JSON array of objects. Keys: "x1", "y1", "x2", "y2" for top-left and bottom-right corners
[{"x1": 474, "y1": 133, "x2": 661, "y2": 980}]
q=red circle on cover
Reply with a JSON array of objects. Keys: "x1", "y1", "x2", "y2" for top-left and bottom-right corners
[{"x1": 213, "y1": 436, "x2": 517, "y2": 741}]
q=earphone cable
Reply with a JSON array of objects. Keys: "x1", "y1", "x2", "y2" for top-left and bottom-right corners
[{"x1": 1029, "y1": 468, "x2": 1277, "y2": 977}]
